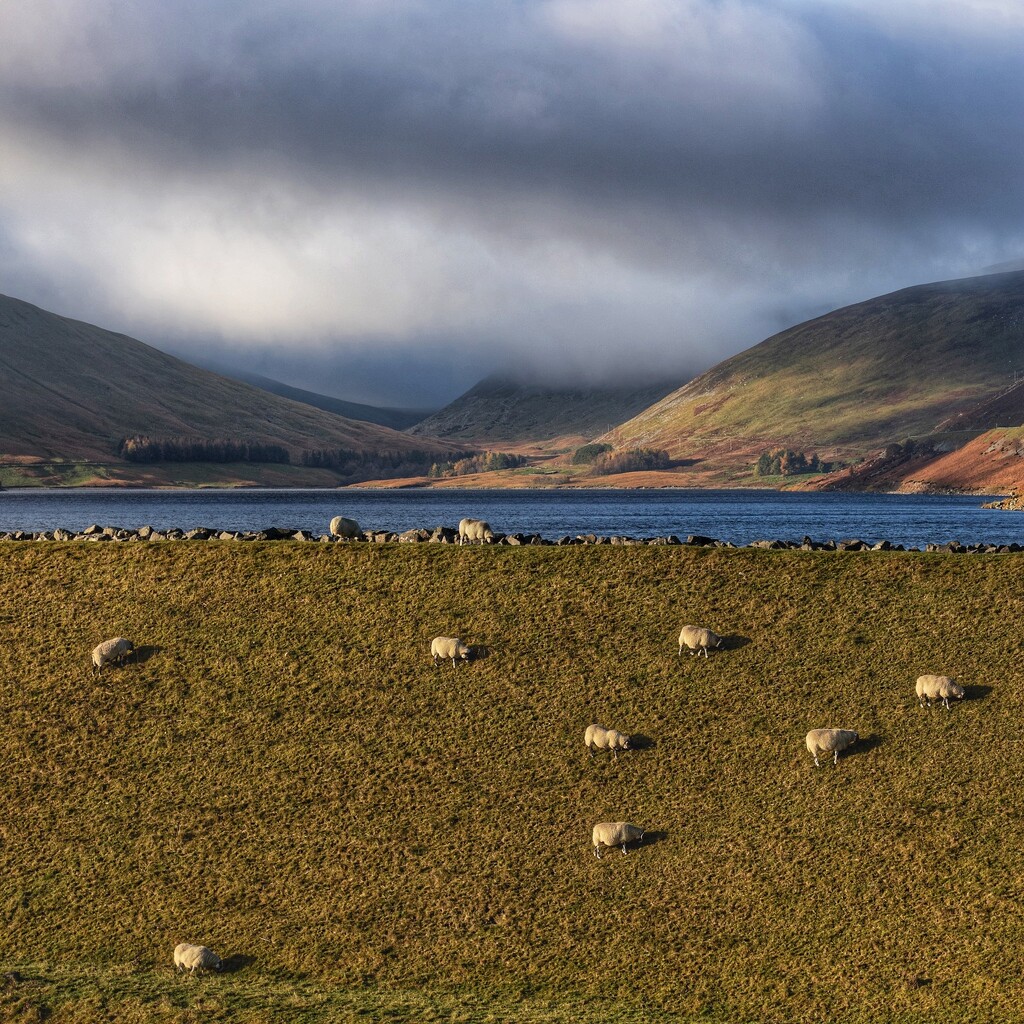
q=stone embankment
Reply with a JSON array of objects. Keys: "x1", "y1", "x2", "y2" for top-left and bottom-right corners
[{"x1": 0, "y1": 523, "x2": 1020, "y2": 554}]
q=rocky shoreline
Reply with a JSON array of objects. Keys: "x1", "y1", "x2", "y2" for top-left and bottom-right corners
[{"x1": 0, "y1": 523, "x2": 1020, "y2": 553}]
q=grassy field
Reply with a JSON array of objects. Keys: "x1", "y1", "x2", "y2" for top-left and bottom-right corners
[{"x1": 1, "y1": 543, "x2": 1023, "y2": 1022}]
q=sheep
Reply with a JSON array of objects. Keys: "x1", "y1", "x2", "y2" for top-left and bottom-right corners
[
  {"x1": 431, "y1": 636, "x2": 471, "y2": 668},
  {"x1": 173, "y1": 942, "x2": 222, "y2": 975},
  {"x1": 91, "y1": 636, "x2": 134, "y2": 675},
  {"x1": 805, "y1": 728, "x2": 859, "y2": 768},
  {"x1": 458, "y1": 518, "x2": 494, "y2": 545},
  {"x1": 677, "y1": 625, "x2": 724, "y2": 658},
  {"x1": 585, "y1": 724, "x2": 631, "y2": 761},
  {"x1": 329, "y1": 515, "x2": 361, "y2": 540},
  {"x1": 592, "y1": 821, "x2": 646, "y2": 858},
  {"x1": 916, "y1": 674, "x2": 966, "y2": 710}
]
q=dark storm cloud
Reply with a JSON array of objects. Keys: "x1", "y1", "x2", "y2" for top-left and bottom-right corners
[{"x1": 1, "y1": 1, "x2": 1023, "y2": 406}]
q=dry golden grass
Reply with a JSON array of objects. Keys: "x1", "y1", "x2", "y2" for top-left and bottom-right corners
[{"x1": 1, "y1": 543, "x2": 1023, "y2": 1022}]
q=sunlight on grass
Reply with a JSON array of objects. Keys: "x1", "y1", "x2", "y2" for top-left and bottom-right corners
[{"x1": 1, "y1": 543, "x2": 1022, "y2": 1022}]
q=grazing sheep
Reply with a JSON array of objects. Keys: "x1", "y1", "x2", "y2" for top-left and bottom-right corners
[
  {"x1": 458, "y1": 518, "x2": 494, "y2": 545},
  {"x1": 916, "y1": 674, "x2": 966, "y2": 710},
  {"x1": 592, "y1": 821, "x2": 646, "y2": 858},
  {"x1": 805, "y1": 728, "x2": 859, "y2": 768},
  {"x1": 585, "y1": 724, "x2": 631, "y2": 761},
  {"x1": 677, "y1": 625, "x2": 724, "y2": 658},
  {"x1": 431, "y1": 636, "x2": 471, "y2": 667},
  {"x1": 173, "y1": 942, "x2": 222, "y2": 975},
  {"x1": 329, "y1": 515, "x2": 361, "y2": 539},
  {"x1": 91, "y1": 636, "x2": 134, "y2": 675}
]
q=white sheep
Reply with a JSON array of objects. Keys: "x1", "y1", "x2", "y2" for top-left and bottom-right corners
[
  {"x1": 805, "y1": 728, "x2": 859, "y2": 768},
  {"x1": 329, "y1": 515, "x2": 361, "y2": 539},
  {"x1": 585, "y1": 724, "x2": 631, "y2": 761},
  {"x1": 458, "y1": 518, "x2": 494, "y2": 545},
  {"x1": 677, "y1": 625, "x2": 724, "y2": 658},
  {"x1": 173, "y1": 942, "x2": 222, "y2": 975},
  {"x1": 431, "y1": 636, "x2": 471, "y2": 667},
  {"x1": 916, "y1": 674, "x2": 966, "y2": 710},
  {"x1": 91, "y1": 636, "x2": 135, "y2": 675},
  {"x1": 592, "y1": 821, "x2": 646, "y2": 858}
]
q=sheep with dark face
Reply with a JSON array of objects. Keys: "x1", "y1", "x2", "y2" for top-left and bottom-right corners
[
  {"x1": 677, "y1": 625, "x2": 723, "y2": 658},
  {"x1": 592, "y1": 821, "x2": 646, "y2": 858},
  {"x1": 805, "y1": 728, "x2": 858, "y2": 768},
  {"x1": 916, "y1": 675, "x2": 965, "y2": 710},
  {"x1": 91, "y1": 637, "x2": 134, "y2": 675}
]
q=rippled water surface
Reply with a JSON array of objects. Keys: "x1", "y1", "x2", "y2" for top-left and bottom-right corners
[{"x1": 0, "y1": 487, "x2": 1019, "y2": 548}]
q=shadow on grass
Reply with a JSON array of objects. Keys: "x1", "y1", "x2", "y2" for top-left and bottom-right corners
[
  {"x1": 852, "y1": 734, "x2": 883, "y2": 757},
  {"x1": 628, "y1": 734, "x2": 657, "y2": 751},
  {"x1": 966, "y1": 685, "x2": 993, "y2": 701},
  {"x1": 220, "y1": 954, "x2": 255, "y2": 974},
  {"x1": 468, "y1": 645, "x2": 492, "y2": 661},
  {"x1": 721, "y1": 635, "x2": 752, "y2": 651},
  {"x1": 132, "y1": 645, "x2": 163, "y2": 666},
  {"x1": 640, "y1": 830, "x2": 669, "y2": 850}
]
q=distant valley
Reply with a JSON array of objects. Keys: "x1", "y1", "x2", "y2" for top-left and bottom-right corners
[{"x1": 3, "y1": 271, "x2": 1024, "y2": 495}]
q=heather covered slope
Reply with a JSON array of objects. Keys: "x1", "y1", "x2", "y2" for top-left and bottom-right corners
[
  {"x1": 0, "y1": 294, "x2": 453, "y2": 466},
  {"x1": 2, "y1": 543, "x2": 1023, "y2": 1022},
  {"x1": 609, "y1": 271, "x2": 1024, "y2": 460}
]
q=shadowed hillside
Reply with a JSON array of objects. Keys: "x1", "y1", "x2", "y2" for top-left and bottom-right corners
[
  {"x1": 0, "y1": 294, "x2": 456, "y2": 480},
  {"x1": 609, "y1": 271, "x2": 1024, "y2": 464},
  {"x1": 407, "y1": 374, "x2": 681, "y2": 443},
  {"x1": 2, "y1": 543, "x2": 1023, "y2": 1022}
]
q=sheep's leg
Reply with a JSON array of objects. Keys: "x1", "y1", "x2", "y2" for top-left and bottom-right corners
[
  {"x1": 621, "y1": 843, "x2": 628, "y2": 855},
  {"x1": 943, "y1": 698, "x2": 951, "y2": 710},
  {"x1": 813, "y1": 754, "x2": 820, "y2": 768},
  {"x1": 833, "y1": 750, "x2": 839, "y2": 765},
  {"x1": 594, "y1": 845, "x2": 602, "y2": 859}
]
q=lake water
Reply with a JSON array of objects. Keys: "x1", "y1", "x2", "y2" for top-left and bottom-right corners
[{"x1": 0, "y1": 487, "x2": 1018, "y2": 548}]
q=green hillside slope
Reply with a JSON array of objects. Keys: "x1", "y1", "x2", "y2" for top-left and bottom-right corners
[
  {"x1": 611, "y1": 270, "x2": 1024, "y2": 458},
  {"x1": 0, "y1": 294, "x2": 452, "y2": 466},
  {"x1": 1, "y1": 543, "x2": 1022, "y2": 1022}
]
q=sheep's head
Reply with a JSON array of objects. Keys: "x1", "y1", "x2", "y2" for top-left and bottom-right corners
[
  {"x1": 620, "y1": 736, "x2": 632, "y2": 750},
  {"x1": 457, "y1": 644, "x2": 471, "y2": 660},
  {"x1": 951, "y1": 684, "x2": 966, "y2": 699}
]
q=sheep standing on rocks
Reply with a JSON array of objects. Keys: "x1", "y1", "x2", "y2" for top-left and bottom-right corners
[
  {"x1": 329, "y1": 516, "x2": 361, "y2": 540},
  {"x1": 458, "y1": 518, "x2": 494, "y2": 545},
  {"x1": 585, "y1": 724, "x2": 631, "y2": 762},
  {"x1": 805, "y1": 728, "x2": 859, "y2": 768},
  {"x1": 431, "y1": 636, "x2": 471, "y2": 668},
  {"x1": 173, "y1": 943, "x2": 222, "y2": 976},
  {"x1": 592, "y1": 821, "x2": 646, "y2": 858},
  {"x1": 91, "y1": 637, "x2": 134, "y2": 675},
  {"x1": 677, "y1": 625, "x2": 724, "y2": 658},
  {"x1": 916, "y1": 674, "x2": 966, "y2": 710}
]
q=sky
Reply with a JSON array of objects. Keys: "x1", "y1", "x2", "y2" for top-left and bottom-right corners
[{"x1": 2, "y1": 0, "x2": 1024, "y2": 409}]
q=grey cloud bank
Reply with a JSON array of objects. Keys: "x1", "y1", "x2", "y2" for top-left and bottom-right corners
[{"x1": 1, "y1": 0, "x2": 1022, "y2": 407}]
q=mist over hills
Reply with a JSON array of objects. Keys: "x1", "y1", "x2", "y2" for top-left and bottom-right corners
[{"x1": 199, "y1": 365, "x2": 436, "y2": 432}]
